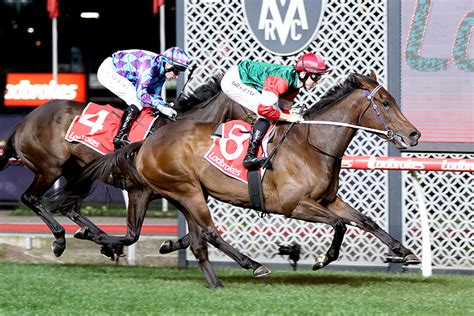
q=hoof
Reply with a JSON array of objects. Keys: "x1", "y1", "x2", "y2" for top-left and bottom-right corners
[
  {"x1": 211, "y1": 281, "x2": 224, "y2": 289},
  {"x1": 51, "y1": 239, "x2": 66, "y2": 257},
  {"x1": 312, "y1": 254, "x2": 327, "y2": 270},
  {"x1": 253, "y1": 265, "x2": 271, "y2": 277},
  {"x1": 159, "y1": 240, "x2": 173, "y2": 254},
  {"x1": 404, "y1": 254, "x2": 421, "y2": 265},
  {"x1": 100, "y1": 244, "x2": 125, "y2": 261},
  {"x1": 73, "y1": 227, "x2": 89, "y2": 240}
]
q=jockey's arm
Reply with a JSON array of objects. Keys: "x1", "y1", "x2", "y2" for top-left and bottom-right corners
[
  {"x1": 258, "y1": 76, "x2": 301, "y2": 122},
  {"x1": 136, "y1": 69, "x2": 166, "y2": 109}
]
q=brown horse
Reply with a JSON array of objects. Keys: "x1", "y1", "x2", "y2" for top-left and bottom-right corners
[
  {"x1": 0, "y1": 77, "x2": 254, "y2": 258},
  {"x1": 49, "y1": 72, "x2": 422, "y2": 288}
]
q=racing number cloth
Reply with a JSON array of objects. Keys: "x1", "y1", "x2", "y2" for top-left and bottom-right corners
[{"x1": 65, "y1": 102, "x2": 157, "y2": 155}]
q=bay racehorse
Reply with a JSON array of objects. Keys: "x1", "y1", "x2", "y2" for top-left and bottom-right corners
[
  {"x1": 49, "y1": 72, "x2": 422, "y2": 287},
  {"x1": 0, "y1": 77, "x2": 254, "y2": 258}
]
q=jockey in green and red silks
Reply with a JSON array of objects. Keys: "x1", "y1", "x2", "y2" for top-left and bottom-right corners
[
  {"x1": 97, "y1": 47, "x2": 191, "y2": 149},
  {"x1": 221, "y1": 53, "x2": 331, "y2": 170}
]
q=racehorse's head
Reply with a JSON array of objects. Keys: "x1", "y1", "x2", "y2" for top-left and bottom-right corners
[{"x1": 355, "y1": 72, "x2": 421, "y2": 149}]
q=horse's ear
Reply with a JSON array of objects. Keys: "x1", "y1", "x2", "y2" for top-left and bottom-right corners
[{"x1": 370, "y1": 71, "x2": 377, "y2": 81}]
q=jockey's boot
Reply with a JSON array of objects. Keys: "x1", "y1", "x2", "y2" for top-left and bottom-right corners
[
  {"x1": 113, "y1": 104, "x2": 140, "y2": 150},
  {"x1": 243, "y1": 118, "x2": 270, "y2": 170}
]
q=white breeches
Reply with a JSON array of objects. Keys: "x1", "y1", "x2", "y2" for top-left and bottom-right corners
[{"x1": 97, "y1": 57, "x2": 144, "y2": 110}]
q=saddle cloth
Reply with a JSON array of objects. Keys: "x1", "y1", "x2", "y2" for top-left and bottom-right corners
[
  {"x1": 65, "y1": 102, "x2": 157, "y2": 155},
  {"x1": 204, "y1": 120, "x2": 274, "y2": 184}
]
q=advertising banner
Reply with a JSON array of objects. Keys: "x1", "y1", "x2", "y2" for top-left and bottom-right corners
[{"x1": 4, "y1": 73, "x2": 87, "y2": 107}]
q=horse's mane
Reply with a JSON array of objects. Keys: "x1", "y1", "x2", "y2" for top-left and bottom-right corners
[
  {"x1": 304, "y1": 73, "x2": 364, "y2": 116},
  {"x1": 174, "y1": 76, "x2": 222, "y2": 113}
]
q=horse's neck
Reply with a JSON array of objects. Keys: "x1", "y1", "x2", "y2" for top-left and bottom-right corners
[
  {"x1": 304, "y1": 91, "x2": 366, "y2": 158},
  {"x1": 180, "y1": 93, "x2": 228, "y2": 123}
]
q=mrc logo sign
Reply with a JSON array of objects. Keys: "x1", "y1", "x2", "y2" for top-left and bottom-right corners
[{"x1": 243, "y1": 0, "x2": 326, "y2": 55}]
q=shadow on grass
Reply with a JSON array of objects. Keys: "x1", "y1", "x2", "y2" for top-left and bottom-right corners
[
  {"x1": 65, "y1": 263, "x2": 445, "y2": 287},
  {"x1": 4, "y1": 262, "x2": 447, "y2": 288}
]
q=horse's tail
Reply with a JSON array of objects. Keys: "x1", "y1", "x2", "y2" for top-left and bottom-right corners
[
  {"x1": 0, "y1": 127, "x2": 19, "y2": 171},
  {"x1": 47, "y1": 142, "x2": 145, "y2": 214}
]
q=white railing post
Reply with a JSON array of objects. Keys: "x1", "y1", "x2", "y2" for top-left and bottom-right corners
[
  {"x1": 122, "y1": 190, "x2": 136, "y2": 265},
  {"x1": 409, "y1": 171, "x2": 432, "y2": 277}
]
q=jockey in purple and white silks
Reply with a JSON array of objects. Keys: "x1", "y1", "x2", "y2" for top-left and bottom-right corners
[
  {"x1": 221, "y1": 53, "x2": 331, "y2": 169},
  {"x1": 97, "y1": 47, "x2": 191, "y2": 149}
]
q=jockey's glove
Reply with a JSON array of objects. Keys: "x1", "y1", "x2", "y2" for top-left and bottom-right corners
[
  {"x1": 286, "y1": 113, "x2": 304, "y2": 123},
  {"x1": 155, "y1": 104, "x2": 177, "y2": 120}
]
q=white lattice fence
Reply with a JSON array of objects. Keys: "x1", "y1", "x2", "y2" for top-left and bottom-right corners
[
  {"x1": 183, "y1": 0, "x2": 390, "y2": 266},
  {"x1": 402, "y1": 153, "x2": 474, "y2": 270}
]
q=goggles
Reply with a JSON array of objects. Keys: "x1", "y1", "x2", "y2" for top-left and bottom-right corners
[
  {"x1": 308, "y1": 73, "x2": 323, "y2": 82},
  {"x1": 166, "y1": 64, "x2": 188, "y2": 75}
]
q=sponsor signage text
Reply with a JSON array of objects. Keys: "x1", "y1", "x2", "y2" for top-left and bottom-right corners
[{"x1": 4, "y1": 73, "x2": 87, "y2": 107}]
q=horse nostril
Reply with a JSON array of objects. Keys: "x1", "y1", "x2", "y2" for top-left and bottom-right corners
[{"x1": 410, "y1": 131, "x2": 421, "y2": 141}]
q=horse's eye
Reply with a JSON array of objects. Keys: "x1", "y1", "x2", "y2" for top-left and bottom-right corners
[{"x1": 382, "y1": 101, "x2": 390, "y2": 108}]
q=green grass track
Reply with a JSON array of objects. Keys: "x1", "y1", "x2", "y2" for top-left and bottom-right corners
[{"x1": 0, "y1": 263, "x2": 472, "y2": 315}]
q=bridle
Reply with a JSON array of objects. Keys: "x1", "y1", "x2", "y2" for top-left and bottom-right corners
[{"x1": 357, "y1": 84, "x2": 395, "y2": 141}]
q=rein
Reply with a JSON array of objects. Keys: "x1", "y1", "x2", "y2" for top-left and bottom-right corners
[
  {"x1": 301, "y1": 84, "x2": 393, "y2": 160},
  {"x1": 300, "y1": 84, "x2": 394, "y2": 139}
]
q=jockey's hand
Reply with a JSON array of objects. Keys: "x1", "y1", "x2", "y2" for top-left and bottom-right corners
[
  {"x1": 166, "y1": 102, "x2": 175, "y2": 108},
  {"x1": 155, "y1": 104, "x2": 177, "y2": 120},
  {"x1": 286, "y1": 113, "x2": 304, "y2": 123}
]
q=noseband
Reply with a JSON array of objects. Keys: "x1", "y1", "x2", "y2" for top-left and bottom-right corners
[{"x1": 358, "y1": 85, "x2": 394, "y2": 141}]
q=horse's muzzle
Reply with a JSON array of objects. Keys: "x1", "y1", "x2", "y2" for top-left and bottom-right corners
[{"x1": 409, "y1": 131, "x2": 421, "y2": 146}]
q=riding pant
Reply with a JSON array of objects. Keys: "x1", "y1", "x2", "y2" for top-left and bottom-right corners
[{"x1": 97, "y1": 57, "x2": 145, "y2": 110}]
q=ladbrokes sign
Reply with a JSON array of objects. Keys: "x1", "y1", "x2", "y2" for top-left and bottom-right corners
[
  {"x1": 4, "y1": 73, "x2": 86, "y2": 107},
  {"x1": 243, "y1": 0, "x2": 326, "y2": 55}
]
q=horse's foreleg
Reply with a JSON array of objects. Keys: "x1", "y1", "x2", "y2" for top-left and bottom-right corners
[
  {"x1": 328, "y1": 197, "x2": 420, "y2": 265},
  {"x1": 21, "y1": 176, "x2": 66, "y2": 257},
  {"x1": 291, "y1": 198, "x2": 347, "y2": 270}
]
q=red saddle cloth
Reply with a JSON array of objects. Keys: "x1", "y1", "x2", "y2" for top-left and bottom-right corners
[
  {"x1": 204, "y1": 120, "x2": 274, "y2": 184},
  {"x1": 65, "y1": 102, "x2": 157, "y2": 155}
]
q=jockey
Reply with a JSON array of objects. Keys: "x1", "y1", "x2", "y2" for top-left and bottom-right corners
[
  {"x1": 221, "y1": 53, "x2": 331, "y2": 170},
  {"x1": 97, "y1": 47, "x2": 192, "y2": 149}
]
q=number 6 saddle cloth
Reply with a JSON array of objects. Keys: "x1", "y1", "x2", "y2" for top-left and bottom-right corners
[
  {"x1": 65, "y1": 102, "x2": 157, "y2": 155},
  {"x1": 204, "y1": 120, "x2": 275, "y2": 184}
]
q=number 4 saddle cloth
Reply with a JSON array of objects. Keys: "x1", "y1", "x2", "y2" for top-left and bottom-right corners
[
  {"x1": 204, "y1": 120, "x2": 275, "y2": 184},
  {"x1": 65, "y1": 102, "x2": 157, "y2": 155}
]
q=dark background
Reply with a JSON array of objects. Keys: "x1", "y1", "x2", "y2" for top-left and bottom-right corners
[
  {"x1": 0, "y1": 0, "x2": 176, "y2": 74},
  {"x1": 0, "y1": 0, "x2": 177, "y2": 202}
]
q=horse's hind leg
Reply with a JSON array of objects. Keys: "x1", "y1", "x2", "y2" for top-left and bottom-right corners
[
  {"x1": 159, "y1": 233, "x2": 190, "y2": 254},
  {"x1": 64, "y1": 188, "x2": 152, "y2": 261},
  {"x1": 21, "y1": 175, "x2": 66, "y2": 257},
  {"x1": 328, "y1": 197, "x2": 420, "y2": 265},
  {"x1": 291, "y1": 198, "x2": 347, "y2": 270},
  {"x1": 175, "y1": 195, "x2": 271, "y2": 278},
  {"x1": 182, "y1": 211, "x2": 223, "y2": 288}
]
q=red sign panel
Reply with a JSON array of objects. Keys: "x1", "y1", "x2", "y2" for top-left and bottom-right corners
[{"x1": 4, "y1": 73, "x2": 87, "y2": 107}]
